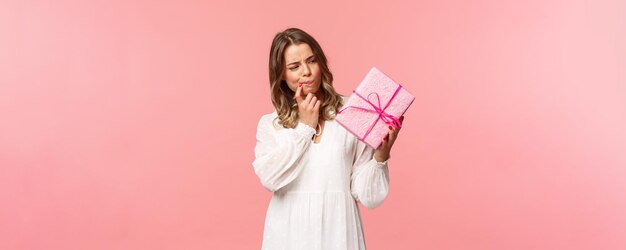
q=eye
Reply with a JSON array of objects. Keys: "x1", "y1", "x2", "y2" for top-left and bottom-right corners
[
  {"x1": 308, "y1": 58, "x2": 317, "y2": 64},
  {"x1": 289, "y1": 66, "x2": 299, "y2": 71}
]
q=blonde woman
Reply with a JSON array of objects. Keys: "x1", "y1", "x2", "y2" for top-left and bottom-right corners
[{"x1": 253, "y1": 27, "x2": 404, "y2": 250}]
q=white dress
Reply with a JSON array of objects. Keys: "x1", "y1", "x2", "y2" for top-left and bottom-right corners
[{"x1": 252, "y1": 100, "x2": 390, "y2": 250}]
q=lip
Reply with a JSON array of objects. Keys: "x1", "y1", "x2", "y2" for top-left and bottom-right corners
[{"x1": 299, "y1": 81, "x2": 313, "y2": 85}]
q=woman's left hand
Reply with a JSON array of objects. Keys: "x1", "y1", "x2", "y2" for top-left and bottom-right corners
[{"x1": 374, "y1": 116, "x2": 404, "y2": 162}]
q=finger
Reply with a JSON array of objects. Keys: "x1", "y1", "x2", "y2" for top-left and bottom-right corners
[
  {"x1": 293, "y1": 84, "x2": 303, "y2": 103},
  {"x1": 383, "y1": 126, "x2": 396, "y2": 145},
  {"x1": 387, "y1": 125, "x2": 398, "y2": 135},
  {"x1": 388, "y1": 127, "x2": 398, "y2": 144},
  {"x1": 392, "y1": 124, "x2": 400, "y2": 135},
  {"x1": 313, "y1": 100, "x2": 321, "y2": 112},
  {"x1": 304, "y1": 93, "x2": 313, "y2": 106},
  {"x1": 309, "y1": 96, "x2": 317, "y2": 109},
  {"x1": 399, "y1": 115, "x2": 405, "y2": 124},
  {"x1": 380, "y1": 134, "x2": 389, "y2": 149}
]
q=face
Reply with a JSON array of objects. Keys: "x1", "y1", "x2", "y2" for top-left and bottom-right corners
[{"x1": 282, "y1": 43, "x2": 322, "y2": 97}]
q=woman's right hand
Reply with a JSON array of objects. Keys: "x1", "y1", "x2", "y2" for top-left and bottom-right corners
[{"x1": 293, "y1": 84, "x2": 321, "y2": 129}]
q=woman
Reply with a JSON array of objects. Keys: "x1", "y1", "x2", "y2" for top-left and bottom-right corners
[{"x1": 252, "y1": 27, "x2": 403, "y2": 250}]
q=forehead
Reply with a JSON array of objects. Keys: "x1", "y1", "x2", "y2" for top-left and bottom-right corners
[{"x1": 284, "y1": 43, "x2": 314, "y2": 63}]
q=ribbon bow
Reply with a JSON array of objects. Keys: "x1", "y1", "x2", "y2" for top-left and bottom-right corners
[{"x1": 338, "y1": 85, "x2": 403, "y2": 140}]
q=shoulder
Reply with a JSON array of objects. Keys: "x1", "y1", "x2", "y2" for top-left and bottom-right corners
[
  {"x1": 260, "y1": 110, "x2": 278, "y2": 120},
  {"x1": 257, "y1": 111, "x2": 280, "y2": 129}
]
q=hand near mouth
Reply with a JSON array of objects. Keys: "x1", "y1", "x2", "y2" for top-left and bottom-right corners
[{"x1": 293, "y1": 84, "x2": 321, "y2": 129}]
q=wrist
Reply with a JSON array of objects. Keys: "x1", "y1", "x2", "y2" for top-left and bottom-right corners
[
  {"x1": 296, "y1": 121, "x2": 316, "y2": 136},
  {"x1": 374, "y1": 153, "x2": 390, "y2": 163},
  {"x1": 301, "y1": 120, "x2": 317, "y2": 129}
]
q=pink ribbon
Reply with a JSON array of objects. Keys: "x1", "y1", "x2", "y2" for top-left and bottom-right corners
[{"x1": 338, "y1": 85, "x2": 403, "y2": 140}]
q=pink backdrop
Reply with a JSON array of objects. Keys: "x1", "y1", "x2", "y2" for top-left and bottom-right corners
[{"x1": 1, "y1": 0, "x2": 625, "y2": 249}]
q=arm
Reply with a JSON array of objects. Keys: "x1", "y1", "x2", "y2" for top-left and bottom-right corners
[
  {"x1": 350, "y1": 139, "x2": 390, "y2": 209},
  {"x1": 252, "y1": 115, "x2": 315, "y2": 192},
  {"x1": 350, "y1": 116, "x2": 404, "y2": 209}
]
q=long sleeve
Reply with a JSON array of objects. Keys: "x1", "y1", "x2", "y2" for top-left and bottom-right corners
[
  {"x1": 350, "y1": 138, "x2": 390, "y2": 209},
  {"x1": 252, "y1": 114, "x2": 316, "y2": 192}
]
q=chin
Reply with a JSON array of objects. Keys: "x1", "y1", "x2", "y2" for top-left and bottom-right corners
[
  {"x1": 312, "y1": 83, "x2": 322, "y2": 93},
  {"x1": 305, "y1": 88, "x2": 320, "y2": 95}
]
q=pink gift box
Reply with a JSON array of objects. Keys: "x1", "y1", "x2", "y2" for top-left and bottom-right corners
[{"x1": 336, "y1": 67, "x2": 415, "y2": 149}]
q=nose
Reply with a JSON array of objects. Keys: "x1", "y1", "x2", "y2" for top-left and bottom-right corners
[{"x1": 302, "y1": 64, "x2": 311, "y2": 76}]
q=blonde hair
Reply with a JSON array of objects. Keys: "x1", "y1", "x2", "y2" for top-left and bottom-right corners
[{"x1": 268, "y1": 28, "x2": 343, "y2": 128}]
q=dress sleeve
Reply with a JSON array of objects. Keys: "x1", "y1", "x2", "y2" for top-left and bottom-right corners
[
  {"x1": 350, "y1": 139, "x2": 390, "y2": 209},
  {"x1": 252, "y1": 115, "x2": 316, "y2": 192}
]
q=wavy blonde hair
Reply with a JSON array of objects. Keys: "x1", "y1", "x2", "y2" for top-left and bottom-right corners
[{"x1": 268, "y1": 28, "x2": 343, "y2": 128}]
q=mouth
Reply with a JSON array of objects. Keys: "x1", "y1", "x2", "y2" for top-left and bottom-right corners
[{"x1": 299, "y1": 81, "x2": 313, "y2": 86}]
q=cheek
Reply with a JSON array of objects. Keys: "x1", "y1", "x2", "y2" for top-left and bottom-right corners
[
  {"x1": 314, "y1": 66, "x2": 323, "y2": 81},
  {"x1": 314, "y1": 68, "x2": 323, "y2": 84},
  {"x1": 283, "y1": 72, "x2": 297, "y2": 88},
  {"x1": 289, "y1": 72, "x2": 301, "y2": 83}
]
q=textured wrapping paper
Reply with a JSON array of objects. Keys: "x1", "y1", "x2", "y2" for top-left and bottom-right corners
[{"x1": 336, "y1": 67, "x2": 415, "y2": 149}]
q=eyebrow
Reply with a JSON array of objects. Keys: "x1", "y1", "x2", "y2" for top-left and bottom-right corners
[{"x1": 287, "y1": 55, "x2": 316, "y2": 66}]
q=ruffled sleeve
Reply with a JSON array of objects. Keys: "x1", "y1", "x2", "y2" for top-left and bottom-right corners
[
  {"x1": 350, "y1": 139, "x2": 390, "y2": 209},
  {"x1": 252, "y1": 114, "x2": 316, "y2": 192}
]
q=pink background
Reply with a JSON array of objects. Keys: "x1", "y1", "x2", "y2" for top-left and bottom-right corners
[{"x1": 1, "y1": 0, "x2": 625, "y2": 249}]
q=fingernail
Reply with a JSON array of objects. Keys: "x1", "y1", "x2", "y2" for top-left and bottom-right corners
[
  {"x1": 298, "y1": 83, "x2": 302, "y2": 87},
  {"x1": 388, "y1": 126, "x2": 392, "y2": 130},
  {"x1": 383, "y1": 137, "x2": 387, "y2": 141}
]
